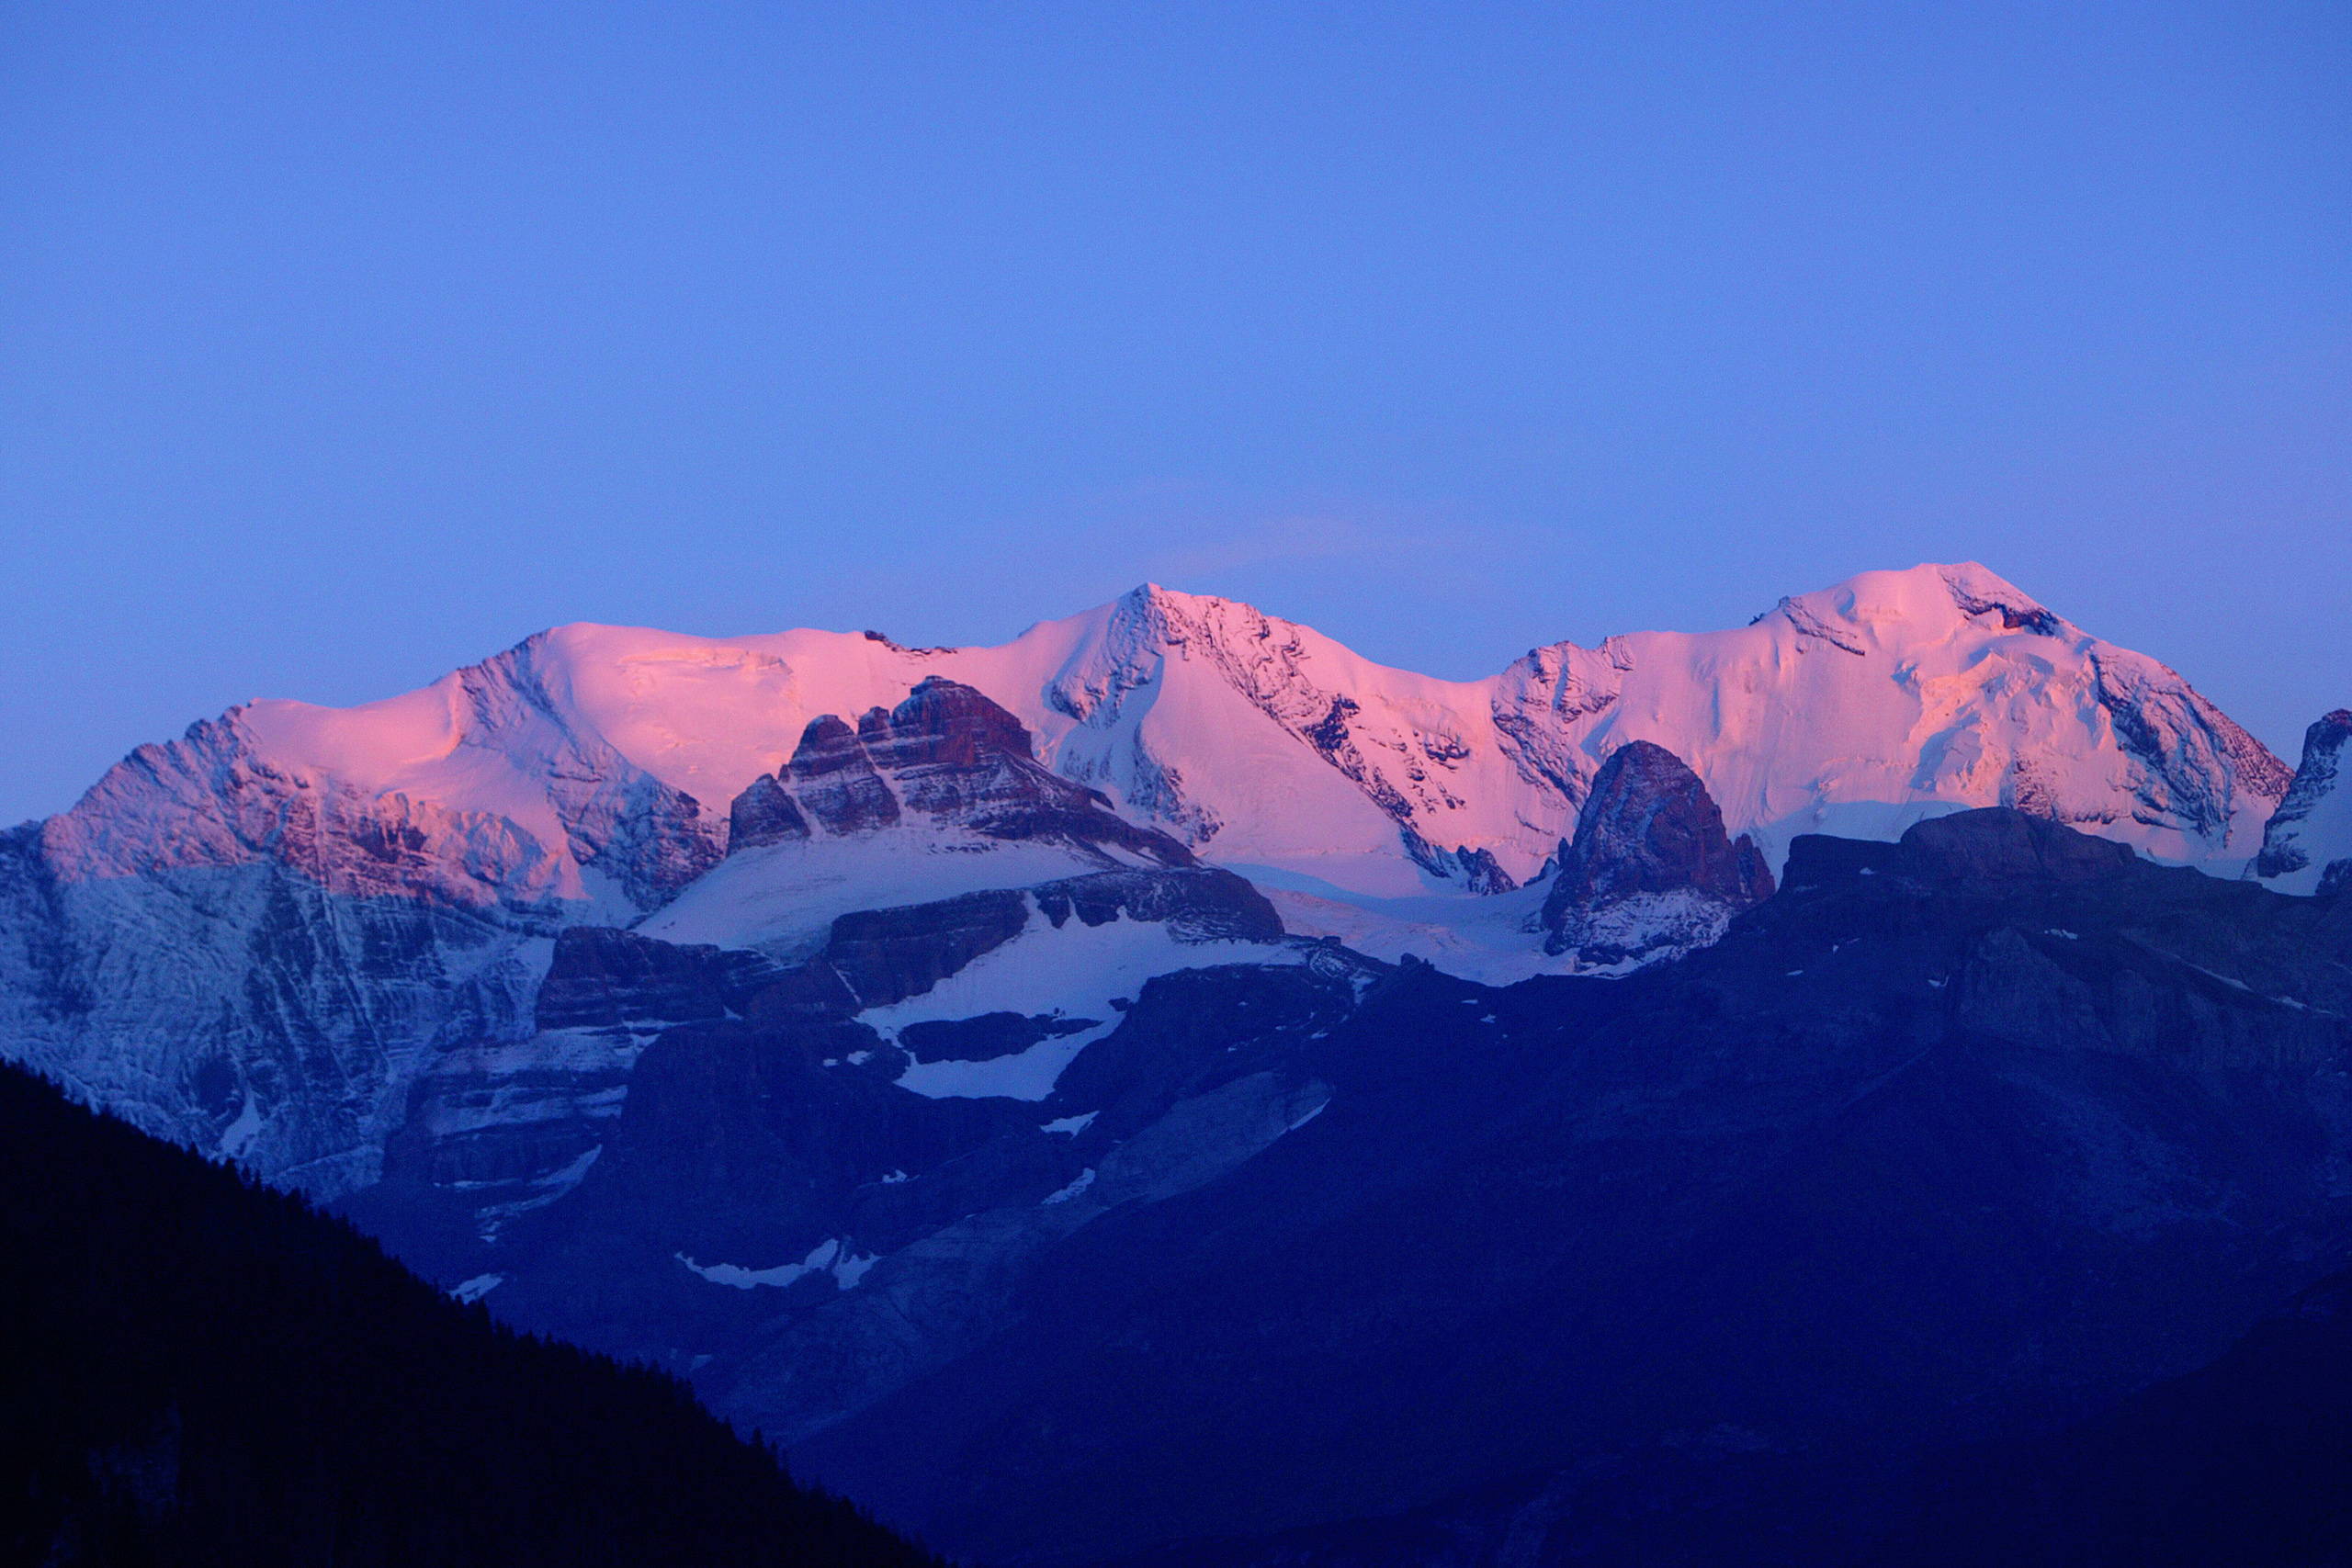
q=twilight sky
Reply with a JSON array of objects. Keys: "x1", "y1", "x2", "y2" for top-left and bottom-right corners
[{"x1": 2, "y1": 2, "x2": 2346, "y2": 825}]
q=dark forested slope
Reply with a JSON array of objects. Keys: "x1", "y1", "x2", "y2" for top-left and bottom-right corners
[{"x1": 0, "y1": 1061, "x2": 940, "y2": 1568}]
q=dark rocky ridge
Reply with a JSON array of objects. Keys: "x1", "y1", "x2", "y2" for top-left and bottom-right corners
[
  {"x1": 899, "y1": 1012, "x2": 1101, "y2": 1065},
  {"x1": 775, "y1": 810, "x2": 2352, "y2": 1566},
  {"x1": 425, "y1": 952, "x2": 1358, "y2": 1457},
  {"x1": 825, "y1": 890, "x2": 1034, "y2": 1010},
  {"x1": 1855, "y1": 1267, "x2": 2352, "y2": 1567},
  {"x1": 1540, "y1": 739, "x2": 1774, "y2": 966},
  {"x1": 786, "y1": 714, "x2": 903, "y2": 835},
  {"x1": 729, "y1": 677, "x2": 1200, "y2": 869},
  {"x1": 725, "y1": 773, "x2": 811, "y2": 850},
  {"x1": 532, "y1": 925, "x2": 737, "y2": 1031}
]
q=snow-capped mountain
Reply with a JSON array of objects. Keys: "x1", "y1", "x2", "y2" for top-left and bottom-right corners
[
  {"x1": 0, "y1": 560, "x2": 2296, "y2": 1199},
  {"x1": 2252, "y1": 711, "x2": 2352, "y2": 897},
  {"x1": 44, "y1": 560, "x2": 2281, "y2": 900}
]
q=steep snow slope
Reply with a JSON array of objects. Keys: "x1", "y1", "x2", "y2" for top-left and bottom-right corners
[{"x1": 1490, "y1": 563, "x2": 2288, "y2": 873}]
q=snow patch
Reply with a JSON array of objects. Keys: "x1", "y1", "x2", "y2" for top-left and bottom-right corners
[
  {"x1": 1042, "y1": 1168, "x2": 1096, "y2": 1205},
  {"x1": 217, "y1": 1094, "x2": 265, "y2": 1160},
  {"x1": 894, "y1": 1023, "x2": 1115, "y2": 1101},
  {"x1": 677, "y1": 1237, "x2": 840, "y2": 1290},
  {"x1": 450, "y1": 1273, "x2": 504, "y2": 1304},
  {"x1": 864, "y1": 905, "x2": 1304, "y2": 1100},
  {"x1": 639, "y1": 831, "x2": 1106, "y2": 955},
  {"x1": 676, "y1": 1236, "x2": 880, "y2": 1292},
  {"x1": 1260, "y1": 879, "x2": 1565, "y2": 986}
]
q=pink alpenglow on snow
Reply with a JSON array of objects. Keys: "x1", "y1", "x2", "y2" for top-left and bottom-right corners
[{"x1": 42, "y1": 562, "x2": 2290, "y2": 912}]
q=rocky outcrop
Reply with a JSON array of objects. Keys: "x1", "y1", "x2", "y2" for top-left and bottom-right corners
[
  {"x1": 1032, "y1": 867, "x2": 1283, "y2": 944},
  {"x1": 898, "y1": 1012, "x2": 1101, "y2": 1065},
  {"x1": 824, "y1": 891, "x2": 1034, "y2": 1010},
  {"x1": 785, "y1": 714, "x2": 904, "y2": 835},
  {"x1": 1540, "y1": 740, "x2": 1773, "y2": 969},
  {"x1": 727, "y1": 773, "x2": 810, "y2": 851},
  {"x1": 2252, "y1": 709, "x2": 2352, "y2": 897},
  {"x1": 860, "y1": 676, "x2": 1034, "y2": 777},
  {"x1": 1897, "y1": 805, "x2": 2139, "y2": 887},
  {"x1": 729, "y1": 678, "x2": 1198, "y2": 869}
]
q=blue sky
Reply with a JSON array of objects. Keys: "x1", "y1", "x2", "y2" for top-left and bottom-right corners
[{"x1": 2, "y1": 2, "x2": 2346, "y2": 822}]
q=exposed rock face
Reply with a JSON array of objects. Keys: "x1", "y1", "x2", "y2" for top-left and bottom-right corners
[
  {"x1": 1033, "y1": 867, "x2": 1283, "y2": 944},
  {"x1": 726, "y1": 773, "x2": 809, "y2": 851},
  {"x1": 0, "y1": 838, "x2": 550, "y2": 1197},
  {"x1": 1540, "y1": 740, "x2": 1774, "y2": 969},
  {"x1": 824, "y1": 891, "x2": 1034, "y2": 1010},
  {"x1": 463, "y1": 955, "x2": 1354, "y2": 1461},
  {"x1": 358, "y1": 862, "x2": 1294, "y2": 1247},
  {"x1": 2252, "y1": 709, "x2": 2352, "y2": 897},
  {"x1": 1896, "y1": 805, "x2": 2139, "y2": 887},
  {"x1": 899, "y1": 1012, "x2": 1099, "y2": 1065},
  {"x1": 733, "y1": 678, "x2": 1197, "y2": 868},
  {"x1": 0, "y1": 637, "x2": 740, "y2": 1196},
  {"x1": 381, "y1": 926, "x2": 774, "y2": 1214},
  {"x1": 531, "y1": 926, "x2": 736, "y2": 1031},
  {"x1": 862, "y1": 676, "x2": 1032, "y2": 775},
  {"x1": 786, "y1": 715, "x2": 903, "y2": 835}
]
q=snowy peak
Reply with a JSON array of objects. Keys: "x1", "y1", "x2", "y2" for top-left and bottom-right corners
[
  {"x1": 1763, "y1": 561, "x2": 2062, "y2": 650},
  {"x1": 1493, "y1": 561, "x2": 2288, "y2": 872},
  {"x1": 0, "y1": 561, "x2": 2316, "y2": 1201},
  {"x1": 28, "y1": 561, "x2": 2293, "y2": 920},
  {"x1": 39, "y1": 631, "x2": 727, "y2": 914},
  {"x1": 1036, "y1": 582, "x2": 1557, "y2": 895},
  {"x1": 2252, "y1": 710, "x2": 2352, "y2": 897}
]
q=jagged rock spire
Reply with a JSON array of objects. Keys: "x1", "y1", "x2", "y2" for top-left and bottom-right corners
[{"x1": 1541, "y1": 740, "x2": 1773, "y2": 970}]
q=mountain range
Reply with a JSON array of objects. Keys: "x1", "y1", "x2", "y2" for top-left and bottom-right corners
[{"x1": 5, "y1": 560, "x2": 2348, "y2": 1564}]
